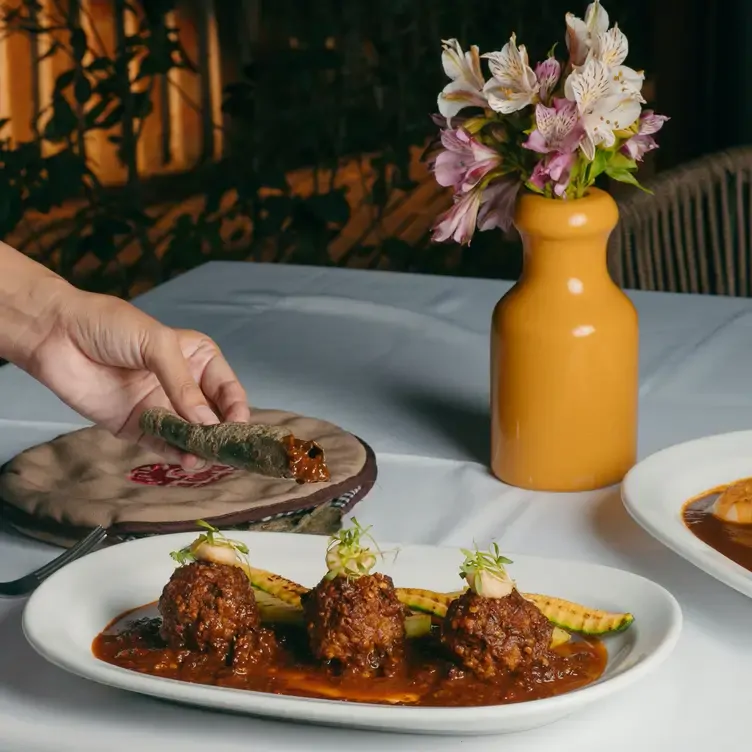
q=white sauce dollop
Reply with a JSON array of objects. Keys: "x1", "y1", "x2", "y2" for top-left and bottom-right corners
[
  {"x1": 465, "y1": 569, "x2": 514, "y2": 599},
  {"x1": 191, "y1": 540, "x2": 241, "y2": 567}
]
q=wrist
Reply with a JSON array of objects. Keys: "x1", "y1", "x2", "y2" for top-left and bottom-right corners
[{"x1": 0, "y1": 250, "x2": 75, "y2": 370}]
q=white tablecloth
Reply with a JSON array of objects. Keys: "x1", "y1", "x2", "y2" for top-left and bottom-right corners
[{"x1": 1, "y1": 261, "x2": 750, "y2": 751}]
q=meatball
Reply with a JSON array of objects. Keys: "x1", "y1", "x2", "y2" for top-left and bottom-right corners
[
  {"x1": 301, "y1": 572, "x2": 406, "y2": 675},
  {"x1": 231, "y1": 629, "x2": 278, "y2": 673},
  {"x1": 441, "y1": 588, "x2": 553, "y2": 679},
  {"x1": 158, "y1": 561, "x2": 260, "y2": 659}
]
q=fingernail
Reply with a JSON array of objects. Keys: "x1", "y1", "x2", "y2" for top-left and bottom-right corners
[
  {"x1": 195, "y1": 406, "x2": 220, "y2": 425},
  {"x1": 183, "y1": 456, "x2": 207, "y2": 472}
]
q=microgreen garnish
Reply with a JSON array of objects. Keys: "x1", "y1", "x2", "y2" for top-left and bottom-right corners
[
  {"x1": 169, "y1": 519, "x2": 250, "y2": 567},
  {"x1": 325, "y1": 518, "x2": 391, "y2": 580},
  {"x1": 459, "y1": 542, "x2": 514, "y2": 597}
]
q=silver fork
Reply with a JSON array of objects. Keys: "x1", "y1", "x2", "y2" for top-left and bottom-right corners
[{"x1": 0, "y1": 526, "x2": 108, "y2": 597}]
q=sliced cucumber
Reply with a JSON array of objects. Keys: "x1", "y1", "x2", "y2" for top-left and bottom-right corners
[
  {"x1": 243, "y1": 569, "x2": 625, "y2": 640},
  {"x1": 243, "y1": 565, "x2": 307, "y2": 608},
  {"x1": 550, "y1": 626, "x2": 571, "y2": 648},
  {"x1": 521, "y1": 593, "x2": 634, "y2": 635},
  {"x1": 396, "y1": 588, "x2": 571, "y2": 648},
  {"x1": 395, "y1": 588, "x2": 454, "y2": 618},
  {"x1": 396, "y1": 586, "x2": 634, "y2": 640},
  {"x1": 255, "y1": 589, "x2": 304, "y2": 626},
  {"x1": 404, "y1": 613, "x2": 432, "y2": 639}
]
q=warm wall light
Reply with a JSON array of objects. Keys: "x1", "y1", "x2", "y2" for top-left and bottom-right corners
[{"x1": 1, "y1": 0, "x2": 224, "y2": 185}]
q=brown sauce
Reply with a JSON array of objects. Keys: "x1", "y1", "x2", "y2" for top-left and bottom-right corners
[
  {"x1": 285, "y1": 437, "x2": 330, "y2": 483},
  {"x1": 683, "y1": 480, "x2": 752, "y2": 571},
  {"x1": 92, "y1": 604, "x2": 607, "y2": 707}
]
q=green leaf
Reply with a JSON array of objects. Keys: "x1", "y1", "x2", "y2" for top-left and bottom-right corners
[
  {"x1": 380, "y1": 237, "x2": 413, "y2": 268},
  {"x1": 133, "y1": 91, "x2": 153, "y2": 119},
  {"x1": 98, "y1": 104, "x2": 125, "y2": 130},
  {"x1": 70, "y1": 28, "x2": 88, "y2": 63},
  {"x1": 43, "y1": 94, "x2": 78, "y2": 141},
  {"x1": 54, "y1": 69, "x2": 76, "y2": 93},
  {"x1": 257, "y1": 168, "x2": 289, "y2": 191},
  {"x1": 462, "y1": 116, "x2": 491, "y2": 135},
  {"x1": 86, "y1": 57, "x2": 111, "y2": 73},
  {"x1": 305, "y1": 190, "x2": 350, "y2": 227},
  {"x1": 585, "y1": 149, "x2": 610, "y2": 183},
  {"x1": 80, "y1": 230, "x2": 118, "y2": 263},
  {"x1": 39, "y1": 41, "x2": 61, "y2": 62},
  {"x1": 605, "y1": 166, "x2": 653, "y2": 193},
  {"x1": 524, "y1": 179, "x2": 544, "y2": 195},
  {"x1": 136, "y1": 54, "x2": 162, "y2": 80},
  {"x1": 84, "y1": 99, "x2": 110, "y2": 128},
  {"x1": 74, "y1": 75, "x2": 92, "y2": 105},
  {"x1": 100, "y1": 218, "x2": 133, "y2": 235},
  {"x1": 44, "y1": 149, "x2": 87, "y2": 200},
  {"x1": 170, "y1": 548, "x2": 195, "y2": 565},
  {"x1": 607, "y1": 151, "x2": 637, "y2": 171}
]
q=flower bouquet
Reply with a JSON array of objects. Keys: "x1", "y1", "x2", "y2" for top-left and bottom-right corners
[{"x1": 427, "y1": 0, "x2": 668, "y2": 245}]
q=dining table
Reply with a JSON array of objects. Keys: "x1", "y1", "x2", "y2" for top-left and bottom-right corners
[{"x1": 0, "y1": 259, "x2": 750, "y2": 751}]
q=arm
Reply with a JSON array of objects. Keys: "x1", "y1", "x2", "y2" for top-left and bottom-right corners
[
  {"x1": 0, "y1": 241, "x2": 69, "y2": 370},
  {"x1": 0, "y1": 242, "x2": 251, "y2": 468}
]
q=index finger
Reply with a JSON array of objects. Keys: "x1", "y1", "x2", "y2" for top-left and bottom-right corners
[
  {"x1": 142, "y1": 329, "x2": 220, "y2": 426},
  {"x1": 199, "y1": 350, "x2": 250, "y2": 423}
]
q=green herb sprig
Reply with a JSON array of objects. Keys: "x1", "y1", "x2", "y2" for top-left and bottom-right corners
[
  {"x1": 459, "y1": 542, "x2": 513, "y2": 584},
  {"x1": 170, "y1": 519, "x2": 250, "y2": 566},
  {"x1": 324, "y1": 518, "x2": 395, "y2": 580}
]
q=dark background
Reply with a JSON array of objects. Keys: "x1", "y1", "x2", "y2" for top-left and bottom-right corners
[{"x1": 0, "y1": 0, "x2": 740, "y2": 295}]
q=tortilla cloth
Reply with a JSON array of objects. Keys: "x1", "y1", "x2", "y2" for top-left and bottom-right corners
[{"x1": 0, "y1": 408, "x2": 377, "y2": 548}]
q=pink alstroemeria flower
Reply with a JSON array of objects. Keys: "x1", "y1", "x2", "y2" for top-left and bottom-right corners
[
  {"x1": 534, "y1": 57, "x2": 562, "y2": 105},
  {"x1": 477, "y1": 178, "x2": 521, "y2": 232},
  {"x1": 621, "y1": 110, "x2": 669, "y2": 161},
  {"x1": 433, "y1": 128, "x2": 502, "y2": 192},
  {"x1": 529, "y1": 152, "x2": 578, "y2": 197},
  {"x1": 431, "y1": 112, "x2": 468, "y2": 129},
  {"x1": 431, "y1": 188, "x2": 482, "y2": 245},
  {"x1": 524, "y1": 98, "x2": 584, "y2": 155}
]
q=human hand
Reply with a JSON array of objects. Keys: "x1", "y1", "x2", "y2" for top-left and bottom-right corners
[{"x1": 23, "y1": 286, "x2": 250, "y2": 469}]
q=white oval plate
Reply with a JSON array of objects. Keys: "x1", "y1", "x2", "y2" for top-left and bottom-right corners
[
  {"x1": 622, "y1": 430, "x2": 752, "y2": 599},
  {"x1": 23, "y1": 531, "x2": 681, "y2": 736}
]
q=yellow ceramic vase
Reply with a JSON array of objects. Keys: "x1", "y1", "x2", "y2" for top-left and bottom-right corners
[{"x1": 490, "y1": 187, "x2": 638, "y2": 492}]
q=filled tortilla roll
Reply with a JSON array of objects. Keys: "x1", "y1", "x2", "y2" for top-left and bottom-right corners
[{"x1": 139, "y1": 407, "x2": 330, "y2": 483}]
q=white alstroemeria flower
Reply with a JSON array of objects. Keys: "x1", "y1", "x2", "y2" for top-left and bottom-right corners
[
  {"x1": 589, "y1": 24, "x2": 645, "y2": 96},
  {"x1": 438, "y1": 39, "x2": 487, "y2": 121},
  {"x1": 565, "y1": 1, "x2": 610, "y2": 67},
  {"x1": 482, "y1": 34, "x2": 539, "y2": 114},
  {"x1": 565, "y1": 57, "x2": 642, "y2": 160},
  {"x1": 590, "y1": 24, "x2": 627, "y2": 67}
]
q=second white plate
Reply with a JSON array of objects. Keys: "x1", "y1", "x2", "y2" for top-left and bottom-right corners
[
  {"x1": 622, "y1": 429, "x2": 752, "y2": 598},
  {"x1": 23, "y1": 531, "x2": 681, "y2": 736}
]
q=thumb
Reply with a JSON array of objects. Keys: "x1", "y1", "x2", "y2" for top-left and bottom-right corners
[{"x1": 142, "y1": 328, "x2": 219, "y2": 425}]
